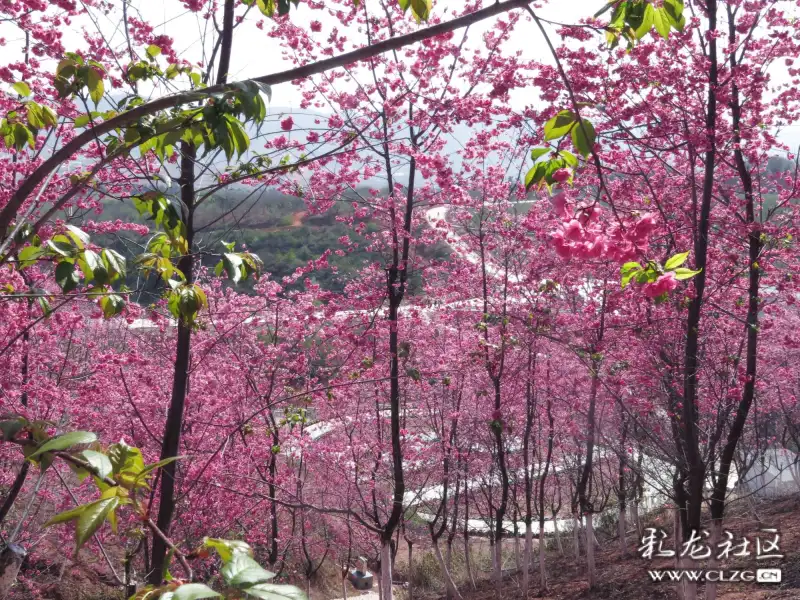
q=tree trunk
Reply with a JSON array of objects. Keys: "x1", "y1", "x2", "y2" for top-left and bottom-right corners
[
  {"x1": 631, "y1": 500, "x2": 643, "y2": 541},
  {"x1": 149, "y1": 0, "x2": 236, "y2": 584},
  {"x1": 585, "y1": 513, "x2": 596, "y2": 589},
  {"x1": 674, "y1": 508, "x2": 685, "y2": 600},
  {"x1": 572, "y1": 514, "x2": 581, "y2": 559},
  {"x1": 493, "y1": 537, "x2": 503, "y2": 598},
  {"x1": 432, "y1": 539, "x2": 462, "y2": 600},
  {"x1": 149, "y1": 142, "x2": 196, "y2": 586},
  {"x1": 464, "y1": 532, "x2": 475, "y2": 589},
  {"x1": 553, "y1": 518, "x2": 563, "y2": 556},
  {"x1": 705, "y1": 520, "x2": 723, "y2": 600},
  {"x1": 538, "y1": 527, "x2": 547, "y2": 592},
  {"x1": 618, "y1": 504, "x2": 628, "y2": 556},
  {"x1": 380, "y1": 541, "x2": 392, "y2": 600},
  {"x1": 522, "y1": 521, "x2": 532, "y2": 595},
  {"x1": 681, "y1": 0, "x2": 719, "y2": 544},
  {"x1": 0, "y1": 312, "x2": 32, "y2": 529},
  {"x1": 407, "y1": 542, "x2": 413, "y2": 600},
  {"x1": 0, "y1": 545, "x2": 25, "y2": 598}
]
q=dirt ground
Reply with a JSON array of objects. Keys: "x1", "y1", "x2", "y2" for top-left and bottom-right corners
[{"x1": 410, "y1": 496, "x2": 800, "y2": 600}]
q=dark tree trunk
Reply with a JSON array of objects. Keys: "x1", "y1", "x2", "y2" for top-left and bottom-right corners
[{"x1": 148, "y1": 0, "x2": 236, "y2": 584}]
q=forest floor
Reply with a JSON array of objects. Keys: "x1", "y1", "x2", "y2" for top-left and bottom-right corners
[
  {"x1": 409, "y1": 495, "x2": 800, "y2": 600},
  {"x1": 20, "y1": 496, "x2": 800, "y2": 599}
]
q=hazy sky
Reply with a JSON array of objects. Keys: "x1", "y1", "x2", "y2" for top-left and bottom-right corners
[{"x1": 0, "y1": 0, "x2": 798, "y2": 149}]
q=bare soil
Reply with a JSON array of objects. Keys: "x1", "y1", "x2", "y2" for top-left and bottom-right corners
[{"x1": 413, "y1": 497, "x2": 800, "y2": 600}]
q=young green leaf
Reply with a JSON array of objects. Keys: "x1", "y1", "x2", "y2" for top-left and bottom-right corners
[
  {"x1": 135, "y1": 456, "x2": 183, "y2": 482},
  {"x1": 65, "y1": 225, "x2": 89, "y2": 249},
  {"x1": 0, "y1": 418, "x2": 25, "y2": 441},
  {"x1": 222, "y1": 554, "x2": 275, "y2": 587},
  {"x1": 672, "y1": 267, "x2": 702, "y2": 280},
  {"x1": 75, "y1": 497, "x2": 119, "y2": 552},
  {"x1": 82, "y1": 450, "x2": 113, "y2": 480},
  {"x1": 203, "y1": 538, "x2": 254, "y2": 563},
  {"x1": 100, "y1": 295, "x2": 125, "y2": 318},
  {"x1": 44, "y1": 504, "x2": 87, "y2": 527},
  {"x1": 620, "y1": 261, "x2": 643, "y2": 289},
  {"x1": 173, "y1": 584, "x2": 221, "y2": 600},
  {"x1": 653, "y1": 7, "x2": 671, "y2": 38},
  {"x1": 544, "y1": 110, "x2": 576, "y2": 141},
  {"x1": 243, "y1": 584, "x2": 307, "y2": 600},
  {"x1": 12, "y1": 82, "x2": 31, "y2": 97},
  {"x1": 571, "y1": 119, "x2": 596, "y2": 158},
  {"x1": 86, "y1": 69, "x2": 104, "y2": 106},
  {"x1": 55, "y1": 261, "x2": 80, "y2": 293},
  {"x1": 635, "y1": 3, "x2": 655, "y2": 39},
  {"x1": 410, "y1": 0, "x2": 431, "y2": 22},
  {"x1": 530, "y1": 147, "x2": 550, "y2": 162},
  {"x1": 29, "y1": 431, "x2": 97, "y2": 459},
  {"x1": 664, "y1": 251, "x2": 689, "y2": 270}
]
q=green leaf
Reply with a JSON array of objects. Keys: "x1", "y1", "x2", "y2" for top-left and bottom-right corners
[
  {"x1": 12, "y1": 82, "x2": 31, "y2": 97},
  {"x1": 55, "y1": 261, "x2": 80, "y2": 293},
  {"x1": 173, "y1": 584, "x2": 221, "y2": 600},
  {"x1": 18, "y1": 245, "x2": 45, "y2": 268},
  {"x1": 100, "y1": 294, "x2": 125, "y2": 318},
  {"x1": 222, "y1": 554, "x2": 275, "y2": 587},
  {"x1": 86, "y1": 69, "x2": 104, "y2": 106},
  {"x1": 108, "y1": 441, "x2": 144, "y2": 475},
  {"x1": 620, "y1": 261, "x2": 643, "y2": 289},
  {"x1": 653, "y1": 7, "x2": 671, "y2": 38},
  {"x1": 571, "y1": 119, "x2": 596, "y2": 158},
  {"x1": 558, "y1": 150, "x2": 579, "y2": 168},
  {"x1": 13, "y1": 123, "x2": 34, "y2": 150},
  {"x1": 46, "y1": 238, "x2": 74, "y2": 257},
  {"x1": 41, "y1": 105, "x2": 58, "y2": 127},
  {"x1": 222, "y1": 253, "x2": 244, "y2": 283},
  {"x1": 410, "y1": 0, "x2": 431, "y2": 22},
  {"x1": 75, "y1": 497, "x2": 119, "y2": 552},
  {"x1": 135, "y1": 456, "x2": 183, "y2": 482},
  {"x1": 672, "y1": 267, "x2": 702, "y2": 280},
  {"x1": 636, "y1": 3, "x2": 654, "y2": 39},
  {"x1": 530, "y1": 148, "x2": 550, "y2": 162},
  {"x1": 80, "y1": 249, "x2": 107, "y2": 284},
  {"x1": 0, "y1": 418, "x2": 25, "y2": 441},
  {"x1": 524, "y1": 166, "x2": 538, "y2": 191},
  {"x1": 44, "y1": 504, "x2": 87, "y2": 527},
  {"x1": 243, "y1": 584, "x2": 307, "y2": 600},
  {"x1": 594, "y1": 1, "x2": 615, "y2": 18},
  {"x1": 663, "y1": 0, "x2": 685, "y2": 29},
  {"x1": 27, "y1": 103, "x2": 44, "y2": 128},
  {"x1": 29, "y1": 431, "x2": 97, "y2": 459},
  {"x1": 37, "y1": 296, "x2": 52, "y2": 317},
  {"x1": 82, "y1": 450, "x2": 113, "y2": 480},
  {"x1": 544, "y1": 110, "x2": 576, "y2": 141},
  {"x1": 664, "y1": 251, "x2": 689, "y2": 270},
  {"x1": 203, "y1": 538, "x2": 253, "y2": 563},
  {"x1": 65, "y1": 225, "x2": 89, "y2": 249},
  {"x1": 102, "y1": 249, "x2": 126, "y2": 281},
  {"x1": 146, "y1": 44, "x2": 162, "y2": 59}
]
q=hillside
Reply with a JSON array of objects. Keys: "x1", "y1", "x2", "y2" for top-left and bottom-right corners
[
  {"x1": 93, "y1": 185, "x2": 450, "y2": 296},
  {"x1": 405, "y1": 497, "x2": 800, "y2": 600}
]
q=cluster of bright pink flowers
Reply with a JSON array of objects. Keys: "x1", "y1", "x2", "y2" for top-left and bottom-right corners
[{"x1": 547, "y1": 193, "x2": 658, "y2": 263}]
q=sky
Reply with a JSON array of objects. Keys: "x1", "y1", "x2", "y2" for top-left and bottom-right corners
[{"x1": 0, "y1": 0, "x2": 798, "y2": 149}]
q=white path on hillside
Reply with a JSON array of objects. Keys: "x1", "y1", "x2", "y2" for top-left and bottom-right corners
[{"x1": 425, "y1": 205, "x2": 524, "y2": 284}]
